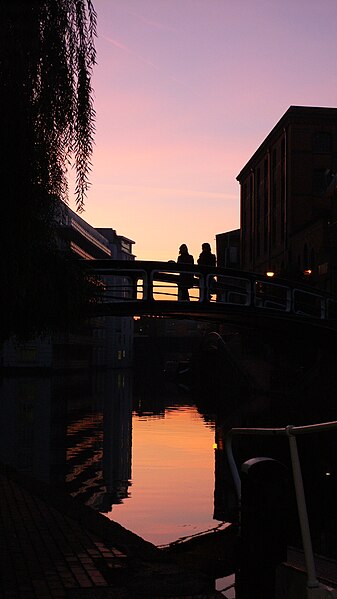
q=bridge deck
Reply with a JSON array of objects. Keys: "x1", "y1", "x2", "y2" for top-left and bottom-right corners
[{"x1": 81, "y1": 260, "x2": 337, "y2": 344}]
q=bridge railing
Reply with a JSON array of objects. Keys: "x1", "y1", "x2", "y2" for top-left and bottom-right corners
[
  {"x1": 253, "y1": 279, "x2": 292, "y2": 311},
  {"x1": 327, "y1": 298, "x2": 337, "y2": 319},
  {"x1": 92, "y1": 269, "x2": 148, "y2": 302},
  {"x1": 149, "y1": 270, "x2": 252, "y2": 303},
  {"x1": 293, "y1": 289, "x2": 326, "y2": 318},
  {"x1": 85, "y1": 260, "x2": 337, "y2": 321},
  {"x1": 151, "y1": 269, "x2": 202, "y2": 302},
  {"x1": 208, "y1": 274, "x2": 251, "y2": 305},
  {"x1": 225, "y1": 421, "x2": 337, "y2": 598}
]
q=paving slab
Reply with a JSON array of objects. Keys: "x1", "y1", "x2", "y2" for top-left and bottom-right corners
[{"x1": 0, "y1": 463, "x2": 223, "y2": 599}]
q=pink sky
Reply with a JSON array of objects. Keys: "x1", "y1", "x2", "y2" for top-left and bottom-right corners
[{"x1": 70, "y1": 0, "x2": 337, "y2": 262}]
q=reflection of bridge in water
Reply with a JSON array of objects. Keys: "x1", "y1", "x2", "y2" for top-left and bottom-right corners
[{"x1": 83, "y1": 260, "x2": 337, "y2": 342}]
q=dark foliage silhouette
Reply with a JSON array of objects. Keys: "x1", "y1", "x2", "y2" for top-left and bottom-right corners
[{"x1": 0, "y1": 1, "x2": 97, "y2": 340}]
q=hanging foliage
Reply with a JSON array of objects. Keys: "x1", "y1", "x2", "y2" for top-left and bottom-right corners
[
  {"x1": 0, "y1": 1, "x2": 97, "y2": 340},
  {"x1": 1, "y1": 0, "x2": 97, "y2": 209}
]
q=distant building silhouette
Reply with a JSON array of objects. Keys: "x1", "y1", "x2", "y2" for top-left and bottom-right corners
[
  {"x1": 236, "y1": 106, "x2": 337, "y2": 292},
  {"x1": 0, "y1": 370, "x2": 133, "y2": 509},
  {"x1": 95, "y1": 227, "x2": 135, "y2": 368},
  {"x1": 1, "y1": 204, "x2": 135, "y2": 370},
  {"x1": 216, "y1": 229, "x2": 240, "y2": 269}
]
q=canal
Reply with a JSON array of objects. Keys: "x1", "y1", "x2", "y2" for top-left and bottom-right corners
[
  {"x1": 0, "y1": 370, "x2": 221, "y2": 547},
  {"x1": 0, "y1": 364, "x2": 336, "y2": 562}
]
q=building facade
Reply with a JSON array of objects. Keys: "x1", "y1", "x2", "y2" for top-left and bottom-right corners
[
  {"x1": 1, "y1": 205, "x2": 135, "y2": 370},
  {"x1": 96, "y1": 228, "x2": 135, "y2": 368},
  {"x1": 237, "y1": 106, "x2": 337, "y2": 292},
  {"x1": 216, "y1": 229, "x2": 240, "y2": 269}
]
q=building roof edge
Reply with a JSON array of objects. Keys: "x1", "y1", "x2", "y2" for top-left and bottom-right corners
[{"x1": 236, "y1": 105, "x2": 337, "y2": 182}]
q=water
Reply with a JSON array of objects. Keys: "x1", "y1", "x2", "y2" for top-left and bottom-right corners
[
  {"x1": 0, "y1": 370, "x2": 223, "y2": 547},
  {"x1": 109, "y1": 404, "x2": 217, "y2": 546},
  {"x1": 0, "y1": 367, "x2": 336, "y2": 560}
]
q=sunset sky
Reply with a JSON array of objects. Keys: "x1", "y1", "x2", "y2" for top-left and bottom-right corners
[{"x1": 71, "y1": 0, "x2": 337, "y2": 262}]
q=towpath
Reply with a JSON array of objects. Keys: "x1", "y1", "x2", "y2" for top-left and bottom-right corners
[{"x1": 0, "y1": 463, "x2": 223, "y2": 599}]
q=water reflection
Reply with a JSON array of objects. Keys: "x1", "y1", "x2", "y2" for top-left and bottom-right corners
[
  {"x1": 0, "y1": 368, "x2": 335, "y2": 557},
  {"x1": 0, "y1": 371, "x2": 133, "y2": 511},
  {"x1": 110, "y1": 403, "x2": 217, "y2": 546},
  {"x1": 65, "y1": 370, "x2": 132, "y2": 513},
  {"x1": 0, "y1": 370, "x2": 222, "y2": 546}
]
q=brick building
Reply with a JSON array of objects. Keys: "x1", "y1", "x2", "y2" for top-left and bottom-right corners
[{"x1": 237, "y1": 106, "x2": 337, "y2": 292}]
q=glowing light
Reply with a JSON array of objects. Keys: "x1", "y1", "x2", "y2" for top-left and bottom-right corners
[
  {"x1": 213, "y1": 443, "x2": 218, "y2": 449},
  {"x1": 266, "y1": 271, "x2": 275, "y2": 277},
  {"x1": 325, "y1": 472, "x2": 331, "y2": 476},
  {"x1": 303, "y1": 269, "x2": 312, "y2": 275}
]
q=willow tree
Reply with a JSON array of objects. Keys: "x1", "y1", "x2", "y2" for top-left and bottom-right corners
[{"x1": 0, "y1": 0, "x2": 97, "y2": 340}]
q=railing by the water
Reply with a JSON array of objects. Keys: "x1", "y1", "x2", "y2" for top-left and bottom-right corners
[
  {"x1": 225, "y1": 421, "x2": 337, "y2": 598},
  {"x1": 84, "y1": 260, "x2": 337, "y2": 322}
]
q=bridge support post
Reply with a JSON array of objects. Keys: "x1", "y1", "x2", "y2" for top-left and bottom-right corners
[{"x1": 235, "y1": 457, "x2": 289, "y2": 599}]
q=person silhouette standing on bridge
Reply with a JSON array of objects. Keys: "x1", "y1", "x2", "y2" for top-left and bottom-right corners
[
  {"x1": 197, "y1": 243, "x2": 216, "y2": 300},
  {"x1": 177, "y1": 244, "x2": 194, "y2": 301},
  {"x1": 197, "y1": 242, "x2": 216, "y2": 267}
]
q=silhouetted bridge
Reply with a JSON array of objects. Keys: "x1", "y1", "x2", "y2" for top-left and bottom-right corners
[{"x1": 83, "y1": 260, "x2": 337, "y2": 341}]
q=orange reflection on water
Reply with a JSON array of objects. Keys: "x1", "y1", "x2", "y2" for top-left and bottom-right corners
[{"x1": 106, "y1": 405, "x2": 217, "y2": 546}]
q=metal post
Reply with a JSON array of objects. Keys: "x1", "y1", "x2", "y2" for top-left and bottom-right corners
[
  {"x1": 147, "y1": 271, "x2": 153, "y2": 300},
  {"x1": 226, "y1": 422, "x2": 337, "y2": 599},
  {"x1": 286, "y1": 426, "x2": 319, "y2": 594},
  {"x1": 225, "y1": 433, "x2": 241, "y2": 507}
]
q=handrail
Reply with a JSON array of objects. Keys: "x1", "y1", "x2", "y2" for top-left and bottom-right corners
[
  {"x1": 83, "y1": 260, "x2": 337, "y2": 323},
  {"x1": 225, "y1": 421, "x2": 337, "y2": 597}
]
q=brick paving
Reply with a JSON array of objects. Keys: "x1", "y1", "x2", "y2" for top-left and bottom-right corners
[
  {"x1": 0, "y1": 465, "x2": 223, "y2": 599},
  {"x1": 0, "y1": 473, "x2": 126, "y2": 598}
]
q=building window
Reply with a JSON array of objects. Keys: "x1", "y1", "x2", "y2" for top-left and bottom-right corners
[
  {"x1": 313, "y1": 132, "x2": 332, "y2": 153},
  {"x1": 272, "y1": 148, "x2": 276, "y2": 165},
  {"x1": 263, "y1": 169, "x2": 268, "y2": 253},
  {"x1": 312, "y1": 169, "x2": 327, "y2": 195},
  {"x1": 242, "y1": 184, "x2": 247, "y2": 228},
  {"x1": 310, "y1": 248, "x2": 315, "y2": 267},
  {"x1": 264, "y1": 220, "x2": 268, "y2": 253},
  {"x1": 271, "y1": 150, "x2": 277, "y2": 248},
  {"x1": 256, "y1": 168, "x2": 261, "y2": 219},
  {"x1": 256, "y1": 168, "x2": 261, "y2": 258},
  {"x1": 280, "y1": 138, "x2": 286, "y2": 243},
  {"x1": 303, "y1": 244, "x2": 309, "y2": 269},
  {"x1": 229, "y1": 247, "x2": 238, "y2": 265},
  {"x1": 249, "y1": 175, "x2": 253, "y2": 262}
]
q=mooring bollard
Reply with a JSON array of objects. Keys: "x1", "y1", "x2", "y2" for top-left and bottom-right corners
[{"x1": 235, "y1": 457, "x2": 289, "y2": 599}]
